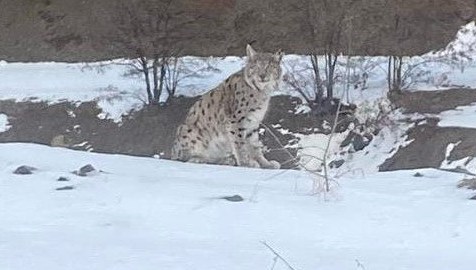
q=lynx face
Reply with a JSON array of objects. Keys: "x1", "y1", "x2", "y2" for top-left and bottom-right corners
[{"x1": 244, "y1": 45, "x2": 283, "y2": 90}]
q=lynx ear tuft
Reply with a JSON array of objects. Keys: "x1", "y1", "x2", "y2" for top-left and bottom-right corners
[{"x1": 246, "y1": 44, "x2": 257, "y2": 59}]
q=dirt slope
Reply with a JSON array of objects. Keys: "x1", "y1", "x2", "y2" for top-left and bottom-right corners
[
  {"x1": 380, "y1": 89, "x2": 476, "y2": 171},
  {"x1": 0, "y1": 0, "x2": 474, "y2": 62},
  {"x1": 1, "y1": 96, "x2": 348, "y2": 169}
]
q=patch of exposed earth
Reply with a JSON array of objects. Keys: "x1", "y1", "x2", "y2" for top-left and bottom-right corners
[
  {"x1": 0, "y1": 96, "x2": 354, "y2": 169},
  {"x1": 380, "y1": 89, "x2": 476, "y2": 172},
  {"x1": 2, "y1": 89, "x2": 476, "y2": 173}
]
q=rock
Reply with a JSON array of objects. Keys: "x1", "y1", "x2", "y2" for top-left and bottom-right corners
[
  {"x1": 220, "y1": 195, "x2": 244, "y2": 202},
  {"x1": 352, "y1": 133, "x2": 370, "y2": 151},
  {"x1": 13, "y1": 165, "x2": 37, "y2": 175},
  {"x1": 57, "y1": 176, "x2": 70, "y2": 182},
  {"x1": 56, "y1": 186, "x2": 75, "y2": 191},
  {"x1": 470, "y1": 194, "x2": 476, "y2": 200},
  {"x1": 413, "y1": 172, "x2": 424, "y2": 177},
  {"x1": 329, "y1": 159, "x2": 345, "y2": 169},
  {"x1": 73, "y1": 164, "x2": 97, "y2": 177},
  {"x1": 341, "y1": 132, "x2": 372, "y2": 152},
  {"x1": 340, "y1": 132, "x2": 355, "y2": 148}
]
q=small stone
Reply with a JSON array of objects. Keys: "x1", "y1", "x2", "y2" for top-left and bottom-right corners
[
  {"x1": 56, "y1": 186, "x2": 75, "y2": 191},
  {"x1": 470, "y1": 194, "x2": 476, "y2": 200},
  {"x1": 352, "y1": 133, "x2": 370, "y2": 151},
  {"x1": 57, "y1": 176, "x2": 70, "y2": 182},
  {"x1": 413, "y1": 172, "x2": 424, "y2": 177},
  {"x1": 220, "y1": 195, "x2": 244, "y2": 202},
  {"x1": 329, "y1": 159, "x2": 345, "y2": 169},
  {"x1": 73, "y1": 164, "x2": 97, "y2": 177},
  {"x1": 13, "y1": 165, "x2": 37, "y2": 175},
  {"x1": 340, "y1": 132, "x2": 355, "y2": 148}
]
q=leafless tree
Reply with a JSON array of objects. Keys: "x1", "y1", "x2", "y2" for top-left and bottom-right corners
[
  {"x1": 163, "y1": 57, "x2": 221, "y2": 103},
  {"x1": 294, "y1": 0, "x2": 362, "y2": 112},
  {"x1": 387, "y1": 56, "x2": 404, "y2": 93},
  {"x1": 387, "y1": 11, "x2": 476, "y2": 93},
  {"x1": 387, "y1": 50, "x2": 475, "y2": 93},
  {"x1": 109, "y1": 0, "x2": 200, "y2": 105}
]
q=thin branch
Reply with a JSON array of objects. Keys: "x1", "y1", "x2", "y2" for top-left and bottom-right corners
[
  {"x1": 259, "y1": 123, "x2": 297, "y2": 164},
  {"x1": 262, "y1": 242, "x2": 298, "y2": 270}
]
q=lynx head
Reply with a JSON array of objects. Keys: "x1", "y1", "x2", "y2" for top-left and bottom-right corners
[{"x1": 244, "y1": 44, "x2": 283, "y2": 91}]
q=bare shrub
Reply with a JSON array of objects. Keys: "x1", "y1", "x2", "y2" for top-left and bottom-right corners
[
  {"x1": 282, "y1": 0, "x2": 367, "y2": 114},
  {"x1": 388, "y1": 22, "x2": 476, "y2": 93},
  {"x1": 108, "y1": 0, "x2": 203, "y2": 105}
]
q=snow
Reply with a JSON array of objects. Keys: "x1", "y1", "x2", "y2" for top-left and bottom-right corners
[
  {"x1": 296, "y1": 132, "x2": 349, "y2": 172},
  {"x1": 441, "y1": 142, "x2": 476, "y2": 174},
  {"x1": 430, "y1": 22, "x2": 476, "y2": 64},
  {"x1": 1, "y1": 21, "x2": 476, "y2": 270},
  {"x1": 438, "y1": 103, "x2": 476, "y2": 128},
  {"x1": 0, "y1": 58, "x2": 243, "y2": 123},
  {"x1": 0, "y1": 143, "x2": 475, "y2": 270},
  {"x1": 0, "y1": 114, "x2": 10, "y2": 132}
]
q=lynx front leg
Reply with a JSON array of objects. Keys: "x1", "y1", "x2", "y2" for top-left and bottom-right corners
[
  {"x1": 223, "y1": 122, "x2": 246, "y2": 167},
  {"x1": 232, "y1": 138, "x2": 260, "y2": 168},
  {"x1": 230, "y1": 127, "x2": 260, "y2": 168},
  {"x1": 245, "y1": 128, "x2": 280, "y2": 169}
]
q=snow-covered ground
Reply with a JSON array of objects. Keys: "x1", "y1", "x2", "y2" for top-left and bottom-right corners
[
  {"x1": 1, "y1": 143, "x2": 475, "y2": 270},
  {"x1": 0, "y1": 114, "x2": 10, "y2": 133},
  {"x1": 1, "y1": 21, "x2": 476, "y2": 270},
  {"x1": 438, "y1": 103, "x2": 476, "y2": 129},
  {"x1": 0, "y1": 57, "x2": 243, "y2": 122}
]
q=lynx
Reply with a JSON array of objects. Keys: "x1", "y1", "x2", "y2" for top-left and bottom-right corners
[{"x1": 171, "y1": 44, "x2": 283, "y2": 169}]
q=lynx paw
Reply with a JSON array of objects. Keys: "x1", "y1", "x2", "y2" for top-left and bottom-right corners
[
  {"x1": 220, "y1": 154, "x2": 238, "y2": 166},
  {"x1": 268, "y1": 160, "x2": 281, "y2": 169},
  {"x1": 188, "y1": 157, "x2": 206, "y2": 164},
  {"x1": 261, "y1": 160, "x2": 281, "y2": 169},
  {"x1": 247, "y1": 160, "x2": 261, "y2": 168}
]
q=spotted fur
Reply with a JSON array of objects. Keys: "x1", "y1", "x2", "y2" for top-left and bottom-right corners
[{"x1": 171, "y1": 45, "x2": 283, "y2": 169}]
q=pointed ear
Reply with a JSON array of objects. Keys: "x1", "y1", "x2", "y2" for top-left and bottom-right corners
[
  {"x1": 274, "y1": 49, "x2": 284, "y2": 62},
  {"x1": 246, "y1": 44, "x2": 257, "y2": 59}
]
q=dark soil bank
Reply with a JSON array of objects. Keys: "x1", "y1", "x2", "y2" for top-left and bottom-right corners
[
  {"x1": 380, "y1": 89, "x2": 476, "y2": 171},
  {"x1": 0, "y1": 96, "x2": 353, "y2": 169},
  {"x1": 0, "y1": 0, "x2": 474, "y2": 62},
  {"x1": 2, "y1": 89, "x2": 476, "y2": 171}
]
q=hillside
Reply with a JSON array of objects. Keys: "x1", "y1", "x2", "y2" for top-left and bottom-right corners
[{"x1": 0, "y1": 0, "x2": 474, "y2": 61}]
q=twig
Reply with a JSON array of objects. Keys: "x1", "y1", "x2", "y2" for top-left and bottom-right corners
[
  {"x1": 355, "y1": 259, "x2": 366, "y2": 270},
  {"x1": 260, "y1": 123, "x2": 298, "y2": 164},
  {"x1": 270, "y1": 256, "x2": 279, "y2": 270},
  {"x1": 321, "y1": 85, "x2": 344, "y2": 192},
  {"x1": 262, "y1": 241, "x2": 298, "y2": 270}
]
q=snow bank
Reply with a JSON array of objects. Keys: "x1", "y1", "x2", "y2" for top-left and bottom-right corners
[
  {"x1": 438, "y1": 103, "x2": 476, "y2": 128},
  {"x1": 0, "y1": 143, "x2": 475, "y2": 270},
  {"x1": 0, "y1": 113, "x2": 11, "y2": 132},
  {"x1": 296, "y1": 131, "x2": 349, "y2": 172},
  {"x1": 0, "y1": 58, "x2": 243, "y2": 123}
]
